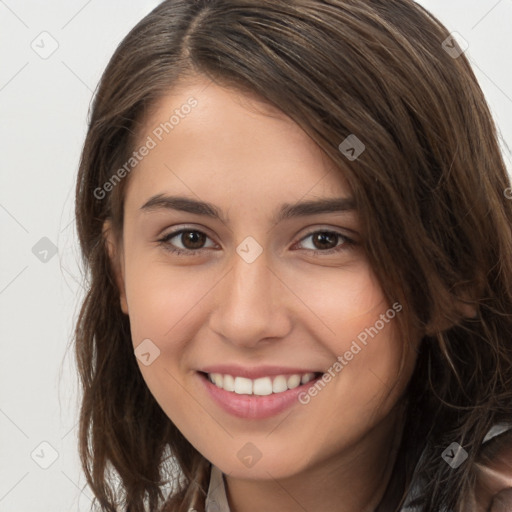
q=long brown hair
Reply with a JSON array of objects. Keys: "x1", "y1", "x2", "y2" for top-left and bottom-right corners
[{"x1": 73, "y1": 1, "x2": 512, "y2": 510}]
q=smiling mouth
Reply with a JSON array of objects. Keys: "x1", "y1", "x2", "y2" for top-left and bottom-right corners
[{"x1": 198, "y1": 371, "x2": 323, "y2": 396}]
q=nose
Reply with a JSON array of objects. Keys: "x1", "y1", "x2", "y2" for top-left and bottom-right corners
[{"x1": 208, "y1": 246, "x2": 292, "y2": 349}]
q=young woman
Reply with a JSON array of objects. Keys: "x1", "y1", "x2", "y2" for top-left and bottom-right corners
[{"x1": 73, "y1": 1, "x2": 512, "y2": 511}]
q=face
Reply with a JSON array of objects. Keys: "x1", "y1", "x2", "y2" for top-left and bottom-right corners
[{"x1": 105, "y1": 77, "x2": 418, "y2": 480}]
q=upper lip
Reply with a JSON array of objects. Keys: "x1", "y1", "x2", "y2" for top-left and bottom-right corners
[{"x1": 198, "y1": 364, "x2": 323, "y2": 380}]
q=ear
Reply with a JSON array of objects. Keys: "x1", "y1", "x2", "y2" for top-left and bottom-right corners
[{"x1": 102, "y1": 219, "x2": 128, "y2": 315}]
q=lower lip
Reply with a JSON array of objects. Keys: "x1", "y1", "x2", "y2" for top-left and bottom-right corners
[{"x1": 198, "y1": 372, "x2": 322, "y2": 420}]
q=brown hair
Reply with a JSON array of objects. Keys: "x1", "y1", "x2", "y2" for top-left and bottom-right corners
[{"x1": 74, "y1": 1, "x2": 512, "y2": 510}]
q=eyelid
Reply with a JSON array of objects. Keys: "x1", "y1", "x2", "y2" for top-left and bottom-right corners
[
  {"x1": 292, "y1": 228, "x2": 356, "y2": 253},
  {"x1": 296, "y1": 225, "x2": 358, "y2": 241},
  {"x1": 158, "y1": 225, "x2": 218, "y2": 252},
  {"x1": 157, "y1": 225, "x2": 357, "y2": 256}
]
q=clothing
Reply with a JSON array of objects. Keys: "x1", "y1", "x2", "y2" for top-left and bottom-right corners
[
  {"x1": 205, "y1": 465, "x2": 231, "y2": 512},
  {"x1": 204, "y1": 464, "x2": 422, "y2": 512},
  {"x1": 203, "y1": 424, "x2": 512, "y2": 512}
]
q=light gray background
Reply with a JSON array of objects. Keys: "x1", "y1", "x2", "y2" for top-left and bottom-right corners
[{"x1": 0, "y1": 1, "x2": 511, "y2": 510}]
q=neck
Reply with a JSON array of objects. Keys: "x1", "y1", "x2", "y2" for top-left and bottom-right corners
[{"x1": 223, "y1": 402, "x2": 407, "y2": 512}]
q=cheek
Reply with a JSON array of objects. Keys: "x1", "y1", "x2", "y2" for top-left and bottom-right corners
[
  {"x1": 283, "y1": 261, "x2": 389, "y2": 340},
  {"x1": 289, "y1": 263, "x2": 406, "y2": 412},
  {"x1": 123, "y1": 254, "x2": 214, "y2": 347},
  {"x1": 121, "y1": 256, "x2": 208, "y2": 429}
]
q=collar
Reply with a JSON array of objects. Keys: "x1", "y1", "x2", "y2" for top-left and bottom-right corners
[{"x1": 205, "y1": 464, "x2": 231, "y2": 512}]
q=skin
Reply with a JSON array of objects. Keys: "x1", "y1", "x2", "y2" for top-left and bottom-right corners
[{"x1": 104, "y1": 76, "x2": 420, "y2": 512}]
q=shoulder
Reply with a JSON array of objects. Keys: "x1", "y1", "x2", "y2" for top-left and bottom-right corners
[{"x1": 470, "y1": 425, "x2": 512, "y2": 511}]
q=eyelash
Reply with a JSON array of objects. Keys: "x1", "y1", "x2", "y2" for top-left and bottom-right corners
[{"x1": 157, "y1": 228, "x2": 356, "y2": 257}]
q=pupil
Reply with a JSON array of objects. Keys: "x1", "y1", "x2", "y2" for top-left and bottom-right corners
[
  {"x1": 183, "y1": 231, "x2": 205, "y2": 249},
  {"x1": 314, "y1": 232, "x2": 337, "y2": 250}
]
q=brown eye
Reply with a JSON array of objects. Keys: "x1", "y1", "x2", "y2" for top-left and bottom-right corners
[
  {"x1": 311, "y1": 232, "x2": 339, "y2": 250},
  {"x1": 179, "y1": 230, "x2": 207, "y2": 249},
  {"x1": 294, "y1": 230, "x2": 356, "y2": 256},
  {"x1": 158, "y1": 228, "x2": 216, "y2": 255}
]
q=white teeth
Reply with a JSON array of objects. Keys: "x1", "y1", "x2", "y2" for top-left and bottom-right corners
[
  {"x1": 253, "y1": 377, "x2": 273, "y2": 396},
  {"x1": 211, "y1": 373, "x2": 223, "y2": 387},
  {"x1": 207, "y1": 372, "x2": 319, "y2": 395},
  {"x1": 234, "y1": 376, "x2": 253, "y2": 395},
  {"x1": 287, "y1": 374, "x2": 301, "y2": 389},
  {"x1": 272, "y1": 375, "x2": 288, "y2": 393},
  {"x1": 301, "y1": 372, "x2": 315, "y2": 384},
  {"x1": 223, "y1": 374, "x2": 235, "y2": 392}
]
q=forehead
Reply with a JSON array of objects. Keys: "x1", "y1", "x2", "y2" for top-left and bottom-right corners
[{"x1": 124, "y1": 78, "x2": 351, "y2": 212}]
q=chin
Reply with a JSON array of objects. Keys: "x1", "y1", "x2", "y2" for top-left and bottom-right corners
[{"x1": 214, "y1": 450, "x2": 312, "y2": 480}]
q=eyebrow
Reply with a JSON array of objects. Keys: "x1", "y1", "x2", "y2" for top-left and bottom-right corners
[{"x1": 140, "y1": 194, "x2": 356, "y2": 224}]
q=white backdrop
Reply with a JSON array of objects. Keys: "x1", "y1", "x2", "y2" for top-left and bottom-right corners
[{"x1": 0, "y1": 1, "x2": 511, "y2": 510}]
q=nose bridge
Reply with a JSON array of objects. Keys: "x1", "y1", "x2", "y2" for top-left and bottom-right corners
[{"x1": 209, "y1": 246, "x2": 291, "y2": 347}]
